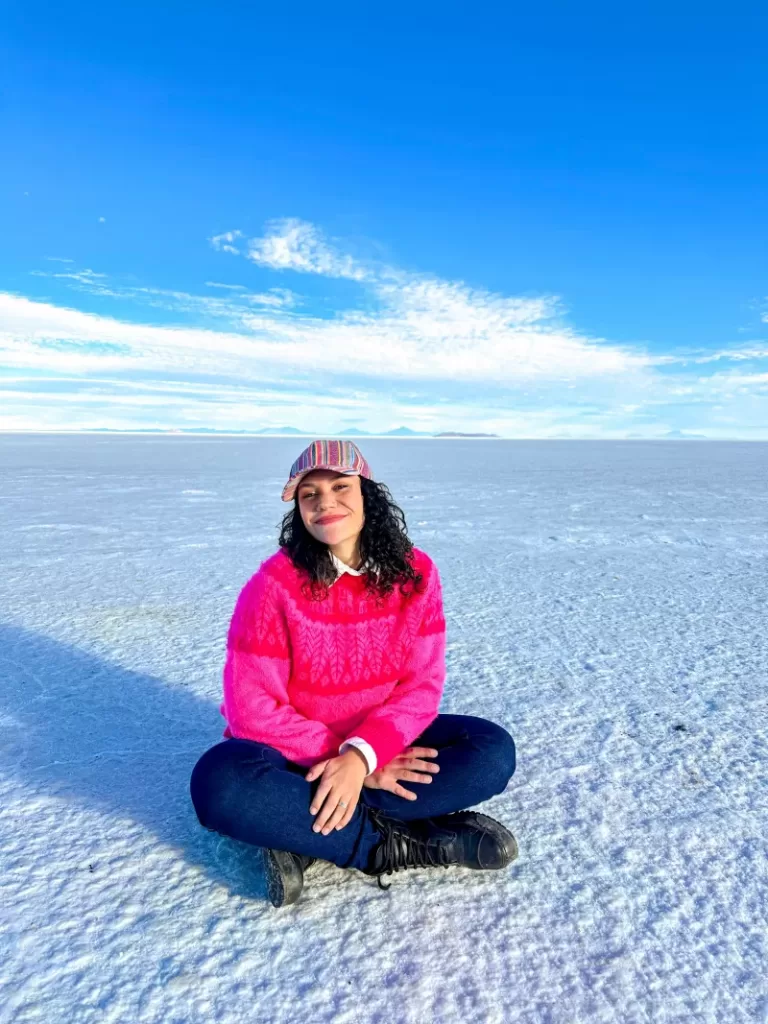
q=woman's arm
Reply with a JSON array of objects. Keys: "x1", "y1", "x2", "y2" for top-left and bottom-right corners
[
  {"x1": 343, "y1": 562, "x2": 447, "y2": 769},
  {"x1": 222, "y1": 569, "x2": 342, "y2": 766}
]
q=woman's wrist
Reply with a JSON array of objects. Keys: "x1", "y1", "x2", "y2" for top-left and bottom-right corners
[{"x1": 341, "y1": 747, "x2": 368, "y2": 773}]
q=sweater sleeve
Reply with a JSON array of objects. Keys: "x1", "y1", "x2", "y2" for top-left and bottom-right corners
[
  {"x1": 221, "y1": 568, "x2": 342, "y2": 766},
  {"x1": 345, "y1": 562, "x2": 447, "y2": 769}
]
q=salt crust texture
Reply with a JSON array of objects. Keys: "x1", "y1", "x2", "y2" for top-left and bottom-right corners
[{"x1": 0, "y1": 435, "x2": 766, "y2": 1024}]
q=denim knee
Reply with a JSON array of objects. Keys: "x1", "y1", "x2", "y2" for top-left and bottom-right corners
[
  {"x1": 475, "y1": 720, "x2": 516, "y2": 794},
  {"x1": 190, "y1": 744, "x2": 222, "y2": 829},
  {"x1": 189, "y1": 741, "x2": 253, "y2": 831}
]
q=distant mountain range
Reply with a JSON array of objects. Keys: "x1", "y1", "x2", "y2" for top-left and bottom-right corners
[
  {"x1": 434, "y1": 431, "x2": 501, "y2": 438},
  {"x1": 624, "y1": 431, "x2": 710, "y2": 440},
  {"x1": 84, "y1": 426, "x2": 502, "y2": 438},
  {"x1": 51, "y1": 427, "x2": 714, "y2": 440}
]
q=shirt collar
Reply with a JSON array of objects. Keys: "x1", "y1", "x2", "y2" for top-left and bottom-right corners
[{"x1": 329, "y1": 550, "x2": 375, "y2": 584}]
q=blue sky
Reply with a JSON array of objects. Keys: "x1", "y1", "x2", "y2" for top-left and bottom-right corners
[{"x1": 2, "y1": 1, "x2": 767, "y2": 438}]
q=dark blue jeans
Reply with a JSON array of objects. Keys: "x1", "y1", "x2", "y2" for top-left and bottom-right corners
[{"x1": 190, "y1": 714, "x2": 516, "y2": 871}]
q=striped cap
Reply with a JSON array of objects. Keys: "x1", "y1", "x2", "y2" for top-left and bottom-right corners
[{"x1": 281, "y1": 439, "x2": 374, "y2": 502}]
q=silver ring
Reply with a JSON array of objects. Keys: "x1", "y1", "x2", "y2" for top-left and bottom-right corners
[{"x1": 338, "y1": 800, "x2": 348, "y2": 808}]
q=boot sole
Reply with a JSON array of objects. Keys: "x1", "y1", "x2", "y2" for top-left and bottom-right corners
[{"x1": 263, "y1": 848, "x2": 304, "y2": 907}]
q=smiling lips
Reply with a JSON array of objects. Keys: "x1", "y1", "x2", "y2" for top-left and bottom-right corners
[{"x1": 314, "y1": 514, "x2": 347, "y2": 525}]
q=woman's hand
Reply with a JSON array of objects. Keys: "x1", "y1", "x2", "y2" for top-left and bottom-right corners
[
  {"x1": 305, "y1": 749, "x2": 368, "y2": 834},
  {"x1": 362, "y1": 746, "x2": 440, "y2": 801}
]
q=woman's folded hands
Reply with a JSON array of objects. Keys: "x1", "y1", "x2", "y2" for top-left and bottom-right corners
[{"x1": 305, "y1": 746, "x2": 440, "y2": 833}]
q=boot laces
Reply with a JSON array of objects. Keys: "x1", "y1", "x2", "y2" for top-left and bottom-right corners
[{"x1": 369, "y1": 810, "x2": 452, "y2": 890}]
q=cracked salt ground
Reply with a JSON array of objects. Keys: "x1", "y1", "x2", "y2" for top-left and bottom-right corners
[{"x1": 1, "y1": 435, "x2": 767, "y2": 1024}]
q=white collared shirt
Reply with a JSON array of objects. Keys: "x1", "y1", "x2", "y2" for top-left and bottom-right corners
[
  {"x1": 329, "y1": 551, "x2": 379, "y2": 775},
  {"x1": 328, "y1": 550, "x2": 371, "y2": 581}
]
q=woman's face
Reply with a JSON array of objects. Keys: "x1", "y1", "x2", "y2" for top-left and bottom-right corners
[{"x1": 296, "y1": 470, "x2": 365, "y2": 546}]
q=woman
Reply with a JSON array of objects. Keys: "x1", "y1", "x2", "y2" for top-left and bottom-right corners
[{"x1": 190, "y1": 439, "x2": 518, "y2": 907}]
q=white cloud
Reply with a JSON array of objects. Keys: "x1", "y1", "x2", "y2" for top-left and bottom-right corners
[
  {"x1": 246, "y1": 288, "x2": 296, "y2": 308},
  {"x1": 235, "y1": 220, "x2": 651, "y2": 376},
  {"x1": 0, "y1": 286, "x2": 652, "y2": 400},
  {"x1": 127, "y1": 284, "x2": 298, "y2": 316},
  {"x1": 0, "y1": 372, "x2": 612, "y2": 438},
  {"x1": 18, "y1": 255, "x2": 650, "y2": 384},
  {"x1": 46, "y1": 257, "x2": 74, "y2": 264},
  {"x1": 212, "y1": 220, "x2": 654, "y2": 380},
  {"x1": 676, "y1": 344, "x2": 768, "y2": 364},
  {"x1": 33, "y1": 268, "x2": 108, "y2": 286},
  {"x1": 98, "y1": 217, "x2": 106, "y2": 224},
  {"x1": 6, "y1": 217, "x2": 768, "y2": 436},
  {"x1": 245, "y1": 218, "x2": 371, "y2": 281},
  {"x1": 27, "y1": 270, "x2": 296, "y2": 318},
  {"x1": 697, "y1": 370, "x2": 768, "y2": 392},
  {"x1": 209, "y1": 230, "x2": 243, "y2": 255}
]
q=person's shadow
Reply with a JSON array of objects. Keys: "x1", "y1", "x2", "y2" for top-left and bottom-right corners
[{"x1": 0, "y1": 623, "x2": 271, "y2": 900}]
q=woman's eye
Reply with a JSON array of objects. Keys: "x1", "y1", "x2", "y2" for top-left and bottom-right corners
[{"x1": 301, "y1": 484, "x2": 346, "y2": 499}]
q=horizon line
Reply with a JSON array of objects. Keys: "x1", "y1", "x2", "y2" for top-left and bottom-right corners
[{"x1": 0, "y1": 430, "x2": 754, "y2": 442}]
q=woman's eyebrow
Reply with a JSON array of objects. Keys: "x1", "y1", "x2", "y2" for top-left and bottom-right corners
[
  {"x1": 299, "y1": 478, "x2": 346, "y2": 491},
  {"x1": 299, "y1": 484, "x2": 342, "y2": 494}
]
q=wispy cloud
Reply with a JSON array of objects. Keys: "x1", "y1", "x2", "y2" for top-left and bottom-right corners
[
  {"x1": 0, "y1": 370, "x2": 598, "y2": 437},
  {"x1": 688, "y1": 344, "x2": 768, "y2": 364},
  {"x1": 243, "y1": 218, "x2": 371, "y2": 282},
  {"x1": 24, "y1": 255, "x2": 648, "y2": 384},
  {"x1": 210, "y1": 230, "x2": 244, "y2": 255},
  {"x1": 28, "y1": 269, "x2": 297, "y2": 317},
  {"x1": 33, "y1": 268, "x2": 109, "y2": 286},
  {"x1": 4, "y1": 217, "x2": 768, "y2": 436},
  {"x1": 207, "y1": 218, "x2": 656, "y2": 380},
  {"x1": 245, "y1": 288, "x2": 296, "y2": 309}
]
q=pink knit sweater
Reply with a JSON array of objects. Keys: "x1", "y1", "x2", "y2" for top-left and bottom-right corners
[{"x1": 220, "y1": 547, "x2": 446, "y2": 769}]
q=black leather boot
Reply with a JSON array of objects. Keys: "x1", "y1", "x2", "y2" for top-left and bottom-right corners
[
  {"x1": 363, "y1": 809, "x2": 518, "y2": 889},
  {"x1": 263, "y1": 849, "x2": 316, "y2": 907}
]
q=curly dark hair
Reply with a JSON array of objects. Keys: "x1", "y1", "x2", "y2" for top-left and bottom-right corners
[{"x1": 278, "y1": 476, "x2": 424, "y2": 604}]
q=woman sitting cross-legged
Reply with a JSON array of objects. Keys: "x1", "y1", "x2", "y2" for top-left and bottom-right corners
[{"x1": 190, "y1": 439, "x2": 518, "y2": 907}]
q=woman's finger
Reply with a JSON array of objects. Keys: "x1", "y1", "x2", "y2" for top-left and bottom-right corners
[
  {"x1": 313, "y1": 789, "x2": 338, "y2": 832},
  {"x1": 310, "y1": 776, "x2": 334, "y2": 824},
  {"x1": 395, "y1": 769, "x2": 433, "y2": 784},
  {"x1": 380, "y1": 774, "x2": 418, "y2": 800},
  {"x1": 336, "y1": 801, "x2": 356, "y2": 830},
  {"x1": 305, "y1": 759, "x2": 329, "y2": 782},
  {"x1": 405, "y1": 758, "x2": 440, "y2": 774},
  {"x1": 387, "y1": 748, "x2": 435, "y2": 769},
  {"x1": 405, "y1": 747, "x2": 439, "y2": 760},
  {"x1": 391, "y1": 783, "x2": 418, "y2": 801},
  {"x1": 320, "y1": 795, "x2": 351, "y2": 835}
]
